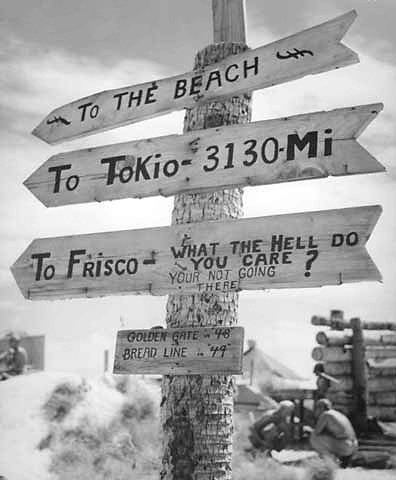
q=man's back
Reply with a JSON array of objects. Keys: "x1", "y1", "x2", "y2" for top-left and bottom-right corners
[
  {"x1": 7, "y1": 346, "x2": 28, "y2": 374},
  {"x1": 319, "y1": 409, "x2": 356, "y2": 440}
]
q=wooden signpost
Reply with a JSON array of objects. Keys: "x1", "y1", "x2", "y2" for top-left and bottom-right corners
[
  {"x1": 12, "y1": 2, "x2": 388, "y2": 477},
  {"x1": 11, "y1": 205, "x2": 381, "y2": 301},
  {"x1": 32, "y1": 10, "x2": 358, "y2": 145},
  {"x1": 113, "y1": 326, "x2": 244, "y2": 375},
  {"x1": 25, "y1": 103, "x2": 384, "y2": 207}
]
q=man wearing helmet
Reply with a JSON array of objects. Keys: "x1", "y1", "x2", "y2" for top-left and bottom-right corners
[
  {"x1": 0, "y1": 333, "x2": 28, "y2": 380},
  {"x1": 248, "y1": 400, "x2": 295, "y2": 454},
  {"x1": 310, "y1": 398, "x2": 358, "y2": 467}
]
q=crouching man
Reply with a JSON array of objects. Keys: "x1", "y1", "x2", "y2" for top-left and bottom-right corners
[
  {"x1": 0, "y1": 334, "x2": 28, "y2": 380},
  {"x1": 248, "y1": 400, "x2": 295, "y2": 455},
  {"x1": 310, "y1": 399, "x2": 358, "y2": 467}
]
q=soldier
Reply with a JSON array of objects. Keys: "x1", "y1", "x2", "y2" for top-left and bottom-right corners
[
  {"x1": 0, "y1": 333, "x2": 28, "y2": 380},
  {"x1": 310, "y1": 398, "x2": 358, "y2": 467},
  {"x1": 248, "y1": 400, "x2": 295, "y2": 455}
]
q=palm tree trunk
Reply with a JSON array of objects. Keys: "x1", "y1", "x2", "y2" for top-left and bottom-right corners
[{"x1": 160, "y1": 41, "x2": 252, "y2": 480}]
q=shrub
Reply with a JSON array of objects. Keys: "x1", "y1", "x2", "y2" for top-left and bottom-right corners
[
  {"x1": 42, "y1": 379, "x2": 89, "y2": 423},
  {"x1": 39, "y1": 375, "x2": 161, "y2": 480}
]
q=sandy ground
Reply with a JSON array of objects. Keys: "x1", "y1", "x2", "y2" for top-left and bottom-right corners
[
  {"x1": 1, "y1": 372, "x2": 394, "y2": 480},
  {"x1": 337, "y1": 469, "x2": 396, "y2": 480},
  {"x1": 0, "y1": 372, "x2": 81, "y2": 480}
]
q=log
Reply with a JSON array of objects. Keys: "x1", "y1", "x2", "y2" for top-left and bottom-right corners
[
  {"x1": 332, "y1": 404, "x2": 353, "y2": 416},
  {"x1": 369, "y1": 392, "x2": 396, "y2": 406},
  {"x1": 369, "y1": 367, "x2": 396, "y2": 377},
  {"x1": 369, "y1": 377, "x2": 396, "y2": 392},
  {"x1": 364, "y1": 332, "x2": 396, "y2": 346},
  {"x1": 327, "y1": 391, "x2": 353, "y2": 406},
  {"x1": 312, "y1": 346, "x2": 352, "y2": 362},
  {"x1": 311, "y1": 315, "x2": 396, "y2": 331},
  {"x1": 316, "y1": 330, "x2": 396, "y2": 347},
  {"x1": 367, "y1": 406, "x2": 396, "y2": 421},
  {"x1": 323, "y1": 361, "x2": 352, "y2": 376},
  {"x1": 367, "y1": 347, "x2": 396, "y2": 360},
  {"x1": 312, "y1": 310, "x2": 346, "y2": 330},
  {"x1": 313, "y1": 345, "x2": 396, "y2": 362},
  {"x1": 161, "y1": 6, "x2": 250, "y2": 478},
  {"x1": 328, "y1": 376, "x2": 353, "y2": 392},
  {"x1": 367, "y1": 358, "x2": 396, "y2": 376},
  {"x1": 316, "y1": 330, "x2": 352, "y2": 346},
  {"x1": 359, "y1": 439, "x2": 396, "y2": 448},
  {"x1": 329, "y1": 376, "x2": 396, "y2": 392}
]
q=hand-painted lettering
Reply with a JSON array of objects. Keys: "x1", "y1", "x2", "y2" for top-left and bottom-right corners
[
  {"x1": 48, "y1": 164, "x2": 72, "y2": 193},
  {"x1": 31, "y1": 252, "x2": 53, "y2": 281},
  {"x1": 172, "y1": 56, "x2": 259, "y2": 101},
  {"x1": 66, "y1": 249, "x2": 139, "y2": 279},
  {"x1": 286, "y1": 131, "x2": 318, "y2": 160},
  {"x1": 331, "y1": 232, "x2": 359, "y2": 247}
]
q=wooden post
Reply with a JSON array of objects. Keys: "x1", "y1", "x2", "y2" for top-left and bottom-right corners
[
  {"x1": 104, "y1": 349, "x2": 109, "y2": 373},
  {"x1": 351, "y1": 317, "x2": 368, "y2": 433},
  {"x1": 160, "y1": 1, "x2": 251, "y2": 478},
  {"x1": 212, "y1": 0, "x2": 246, "y2": 43},
  {"x1": 330, "y1": 309, "x2": 345, "y2": 330}
]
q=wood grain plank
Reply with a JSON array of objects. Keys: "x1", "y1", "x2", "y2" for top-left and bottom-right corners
[
  {"x1": 113, "y1": 326, "x2": 244, "y2": 375},
  {"x1": 11, "y1": 205, "x2": 381, "y2": 301},
  {"x1": 25, "y1": 103, "x2": 384, "y2": 207},
  {"x1": 32, "y1": 11, "x2": 359, "y2": 144}
]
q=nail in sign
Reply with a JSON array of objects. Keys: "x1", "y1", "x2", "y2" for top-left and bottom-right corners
[
  {"x1": 32, "y1": 11, "x2": 359, "y2": 144},
  {"x1": 11, "y1": 205, "x2": 381, "y2": 301},
  {"x1": 113, "y1": 326, "x2": 244, "y2": 375},
  {"x1": 25, "y1": 103, "x2": 384, "y2": 207}
]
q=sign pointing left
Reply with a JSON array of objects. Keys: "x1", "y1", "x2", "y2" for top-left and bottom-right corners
[
  {"x1": 25, "y1": 103, "x2": 384, "y2": 207},
  {"x1": 32, "y1": 11, "x2": 358, "y2": 144}
]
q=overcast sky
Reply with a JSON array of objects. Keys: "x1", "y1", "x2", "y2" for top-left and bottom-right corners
[{"x1": 1, "y1": 0, "x2": 395, "y2": 377}]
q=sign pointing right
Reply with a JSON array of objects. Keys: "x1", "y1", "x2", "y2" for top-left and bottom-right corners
[
  {"x1": 11, "y1": 205, "x2": 382, "y2": 301},
  {"x1": 32, "y1": 10, "x2": 359, "y2": 144}
]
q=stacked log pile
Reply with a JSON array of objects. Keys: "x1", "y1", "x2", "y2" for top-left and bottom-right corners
[{"x1": 312, "y1": 311, "x2": 396, "y2": 421}]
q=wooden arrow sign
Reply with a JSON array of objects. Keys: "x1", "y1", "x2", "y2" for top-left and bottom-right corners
[
  {"x1": 11, "y1": 205, "x2": 381, "y2": 301},
  {"x1": 32, "y1": 11, "x2": 359, "y2": 144},
  {"x1": 113, "y1": 326, "x2": 244, "y2": 375},
  {"x1": 25, "y1": 103, "x2": 384, "y2": 207}
]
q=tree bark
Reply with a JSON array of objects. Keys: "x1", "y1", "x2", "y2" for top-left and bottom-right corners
[{"x1": 160, "y1": 41, "x2": 251, "y2": 480}]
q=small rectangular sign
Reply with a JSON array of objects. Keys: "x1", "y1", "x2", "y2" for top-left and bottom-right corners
[
  {"x1": 11, "y1": 205, "x2": 381, "y2": 301},
  {"x1": 113, "y1": 326, "x2": 244, "y2": 375},
  {"x1": 32, "y1": 11, "x2": 358, "y2": 144},
  {"x1": 25, "y1": 103, "x2": 384, "y2": 207}
]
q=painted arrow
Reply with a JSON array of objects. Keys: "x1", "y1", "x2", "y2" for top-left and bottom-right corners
[
  {"x1": 11, "y1": 205, "x2": 381, "y2": 301},
  {"x1": 25, "y1": 103, "x2": 384, "y2": 207},
  {"x1": 32, "y1": 10, "x2": 359, "y2": 144}
]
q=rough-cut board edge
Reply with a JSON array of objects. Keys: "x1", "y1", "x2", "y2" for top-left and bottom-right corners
[
  {"x1": 12, "y1": 203, "x2": 382, "y2": 255},
  {"x1": 31, "y1": 10, "x2": 359, "y2": 145},
  {"x1": 113, "y1": 326, "x2": 244, "y2": 375},
  {"x1": 25, "y1": 103, "x2": 385, "y2": 208},
  {"x1": 10, "y1": 204, "x2": 382, "y2": 301}
]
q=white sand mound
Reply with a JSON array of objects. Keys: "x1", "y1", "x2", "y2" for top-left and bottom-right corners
[
  {"x1": 0, "y1": 372, "x2": 82, "y2": 480},
  {"x1": 0, "y1": 372, "x2": 161, "y2": 480}
]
